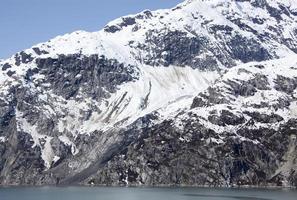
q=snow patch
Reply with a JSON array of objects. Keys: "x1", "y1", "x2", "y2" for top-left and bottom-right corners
[
  {"x1": 80, "y1": 65, "x2": 219, "y2": 133},
  {"x1": 0, "y1": 137, "x2": 5, "y2": 143},
  {"x1": 16, "y1": 110, "x2": 54, "y2": 169},
  {"x1": 58, "y1": 135, "x2": 79, "y2": 155}
]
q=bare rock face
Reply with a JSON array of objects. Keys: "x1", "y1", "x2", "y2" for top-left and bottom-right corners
[
  {"x1": 35, "y1": 54, "x2": 136, "y2": 99},
  {"x1": 0, "y1": 0, "x2": 297, "y2": 187},
  {"x1": 88, "y1": 119, "x2": 294, "y2": 187}
]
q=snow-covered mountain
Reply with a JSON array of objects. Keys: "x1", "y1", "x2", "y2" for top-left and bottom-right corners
[{"x1": 0, "y1": 0, "x2": 297, "y2": 187}]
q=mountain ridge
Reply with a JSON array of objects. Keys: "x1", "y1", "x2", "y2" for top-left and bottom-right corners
[{"x1": 0, "y1": 0, "x2": 297, "y2": 187}]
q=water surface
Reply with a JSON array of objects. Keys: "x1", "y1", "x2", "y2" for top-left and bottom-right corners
[{"x1": 0, "y1": 186, "x2": 296, "y2": 200}]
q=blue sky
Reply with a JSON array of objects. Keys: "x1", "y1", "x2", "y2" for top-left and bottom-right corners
[{"x1": 0, "y1": 0, "x2": 183, "y2": 59}]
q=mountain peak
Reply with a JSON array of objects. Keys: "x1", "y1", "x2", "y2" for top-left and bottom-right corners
[{"x1": 182, "y1": 0, "x2": 297, "y2": 7}]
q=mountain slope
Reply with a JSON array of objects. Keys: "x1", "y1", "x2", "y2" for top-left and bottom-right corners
[
  {"x1": 89, "y1": 56, "x2": 297, "y2": 187},
  {"x1": 0, "y1": 0, "x2": 297, "y2": 187}
]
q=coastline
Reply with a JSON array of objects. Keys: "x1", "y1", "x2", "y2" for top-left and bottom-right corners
[{"x1": 0, "y1": 183, "x2": 296, "y2": 190}]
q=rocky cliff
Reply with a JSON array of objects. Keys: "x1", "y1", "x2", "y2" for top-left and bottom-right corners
[{"x1": 0, "y1": 0, "x2": 297, "y2": 187}]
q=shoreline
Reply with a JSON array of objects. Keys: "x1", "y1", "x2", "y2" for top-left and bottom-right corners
[{"x1": 0, "y1": 184, "x2": 296, "y2": 190}]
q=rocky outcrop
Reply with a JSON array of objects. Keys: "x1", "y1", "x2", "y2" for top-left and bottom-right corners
[
  {"x1": 87, "y1": 118, "x2": 296, "y2": 187},
  {"x1": 35, "y1": 54, "x2": 136, "y2": 99}
]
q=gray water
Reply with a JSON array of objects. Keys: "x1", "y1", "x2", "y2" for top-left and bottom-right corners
[{"x1": 0, "y1": 187, "x2": 296, "y2": 200}]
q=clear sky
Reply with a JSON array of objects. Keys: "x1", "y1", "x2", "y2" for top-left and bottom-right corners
[{"x1": 0, "y1": 0, "x2": 183, "y2": 59}]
